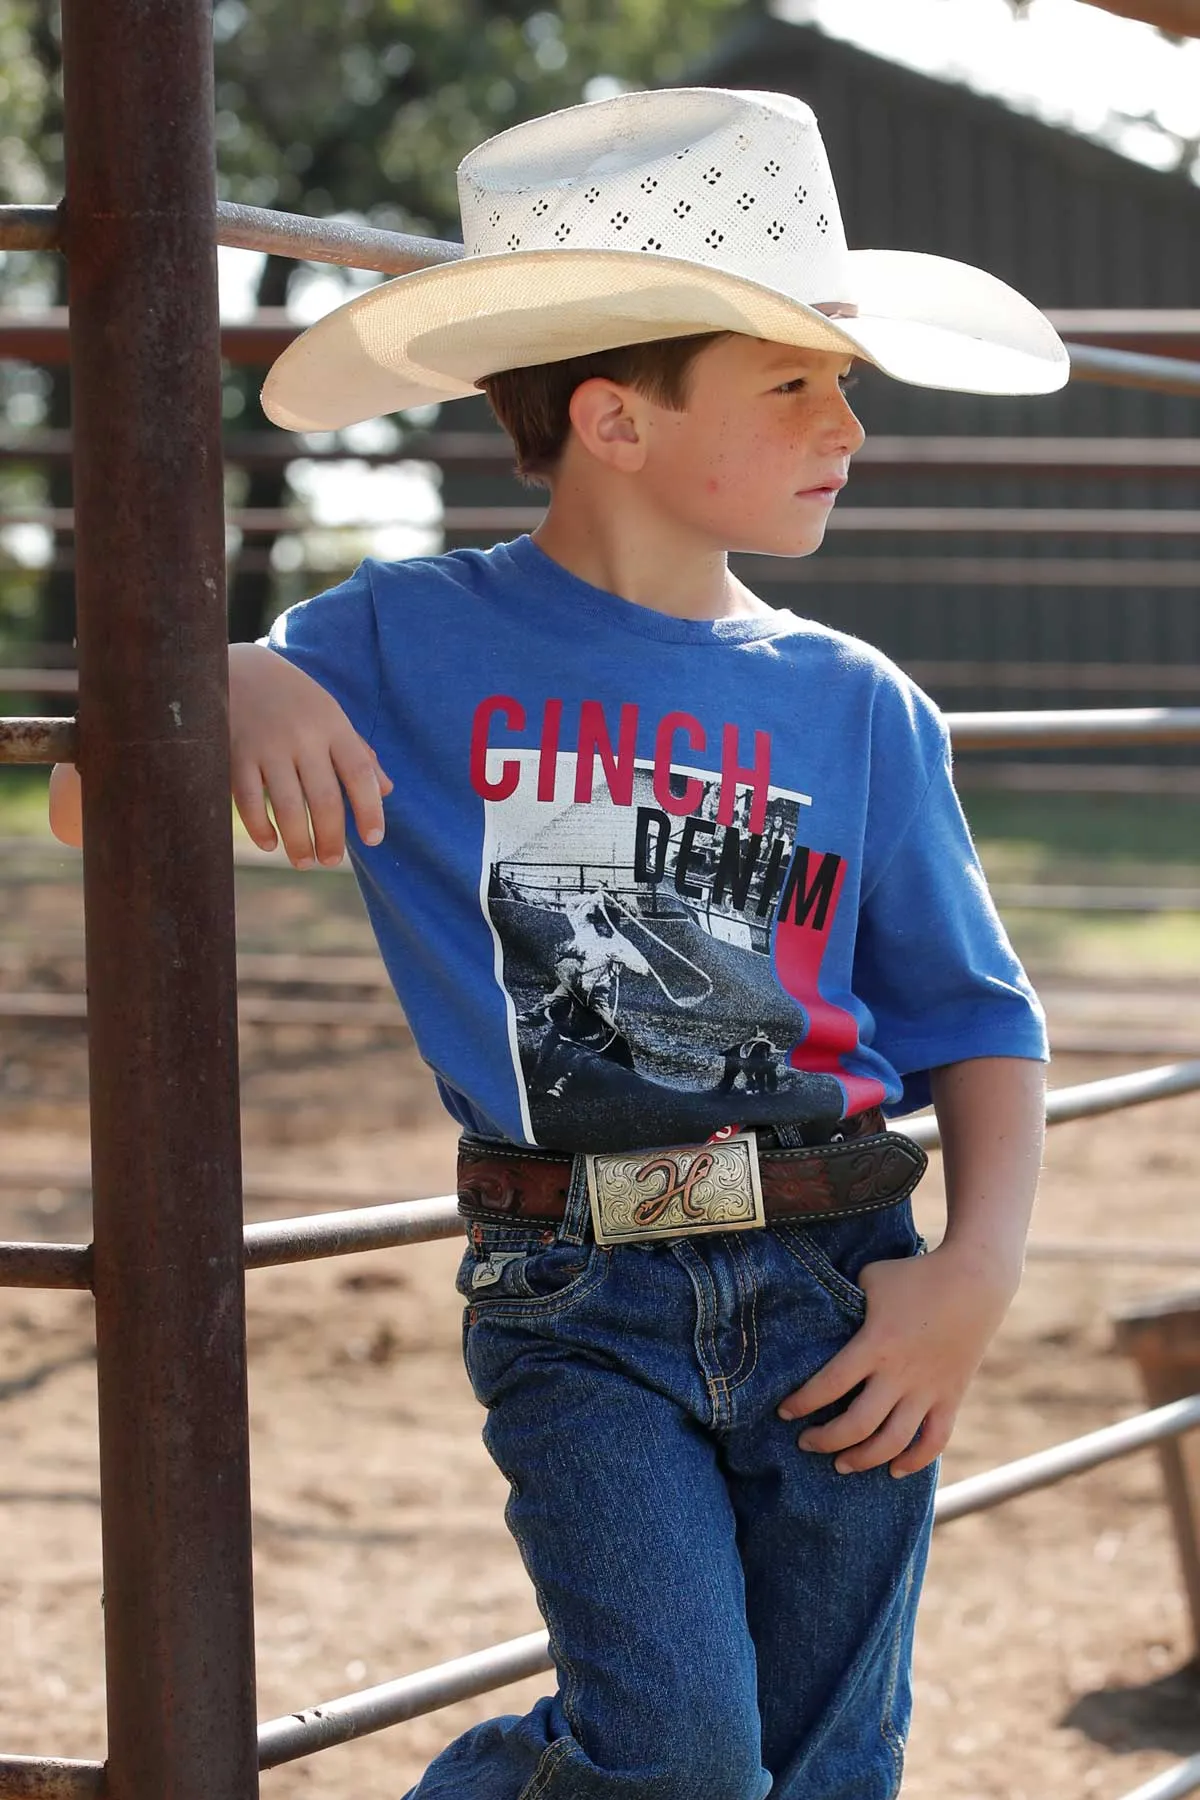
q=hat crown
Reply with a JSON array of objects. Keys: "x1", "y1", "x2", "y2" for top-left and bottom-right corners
[{"x1": 458, "y1": 88, "x2": 852, "y2": 304}]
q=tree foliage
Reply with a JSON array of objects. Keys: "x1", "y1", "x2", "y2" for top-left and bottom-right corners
[
  {"x1": 212, "y1": 0, "x2": 752, "y2": 236},
  {"x1": 0, "y1": 0, "x2": 752, "y2": 644}
]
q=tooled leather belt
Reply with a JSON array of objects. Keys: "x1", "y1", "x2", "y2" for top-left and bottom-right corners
[{"x1": 457, "y1": 1108, "x2": 928, "y2": 1227}]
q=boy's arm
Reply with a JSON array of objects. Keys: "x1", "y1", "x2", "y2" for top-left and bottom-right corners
[
  {"x1": 776, "y1": 1054, "x2": 1045, "y2": 1478},
  {"x1": 229, "y1": 643, "x2": 391, "y2": 866},
  {"x1": 48, "y1": 761, "x2": 83, "y2": 847},
  {"x1": 47, "y1": 644, "x2": 392, "y2": 865}
]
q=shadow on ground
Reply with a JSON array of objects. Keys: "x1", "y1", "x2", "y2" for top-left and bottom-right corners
[{"x1": 1063, "y1": 1660, "x2": 1200, "y2": 1755}]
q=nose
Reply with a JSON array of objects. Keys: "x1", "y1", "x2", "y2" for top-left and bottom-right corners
[{"x1": 828, "y1": 386, "x2": 866, "y2": 457}]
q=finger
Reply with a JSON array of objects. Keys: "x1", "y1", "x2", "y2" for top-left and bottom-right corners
[
  {"x1": 795, "y1": 1380, "x2": 897, "y2": 1458},
  {"x1": 296, "y1": 755, "x2": 350, "y2": 866},
  {"x1": 332, "y1": 737, "x2": 387, "y2": 847},
  {"x1": 888, "y1": 1405, "x2": 955, "y2": 1479},
  {"x1": 831, "y1": 1397, "x2": 929, "y2": 1476},
  {"x1": 367, "y1": 745, "x2": 395, "y2": 796},
  {"x1": 232, "y1": 761, "x2": 278, "y2": 852},
  {"x1": 259, "y1": 761, "x2": 317, "y2": 868},
  {"x1": 778, "y1": 1335, "x2": 874, "y2": 1421}
]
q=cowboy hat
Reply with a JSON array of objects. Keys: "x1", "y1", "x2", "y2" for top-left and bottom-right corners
[{"x1": 261, "y1": 86, "x2": 1068, "y2": 432}]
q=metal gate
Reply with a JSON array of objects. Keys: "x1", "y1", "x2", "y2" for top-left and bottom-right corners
[{"x1": 1, "y1": 4, "x2": 1199, "y2": 1796}]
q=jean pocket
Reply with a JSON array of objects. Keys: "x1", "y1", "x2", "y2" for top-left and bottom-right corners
[
  {"x1": 773, "y1": 1198, "x2": 924, "y2": 1320},
  {"x1": 455, "y1": 1221, "x2": 604, "y2": 1313}
]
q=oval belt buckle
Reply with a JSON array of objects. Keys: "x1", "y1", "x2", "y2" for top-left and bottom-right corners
[{"x1": 584, "y1": 1134, "x2": 766, "y2": 1247}]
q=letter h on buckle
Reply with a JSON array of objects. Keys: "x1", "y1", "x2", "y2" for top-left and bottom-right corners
[{"x1": 584, "y1": 1135, "x2": 766, "y2": 1246}]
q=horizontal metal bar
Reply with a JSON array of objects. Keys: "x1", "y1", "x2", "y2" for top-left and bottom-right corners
[
  {"x1": 934, "y1": 1394, "x2": 1200, "y2": 1524},
  {"x1": 908, "y1": 661, "x2": 1200, "y2": 693},
  {"x1": 257, "y1": 1629, "x2": 549, "y2": 1769},
  {"x1": 0, "y1": 1241, "x2": 93, "y2": 1289},
  {"x1": 723, "y1": 555, "x2": 1200, "y2": 588},
  {"x1": 945, "y1": 707, "x2": 1200, "y2": 748},
  {"x1": 0, "y1": 1754, "x2": 104, "y2": 1797},
  {"x1": 2, "y1": 991, "x2": 1190, "y2": 1052},
  {"x1": 0, "y1": 200, "x2": 460, "y2": 272},
  {"x1": 9, "y1": 1402, "x2": 1200, "y2": 1780},
  {"x1": 11, "y1": 424, "x2": 1200, "y2": 475},
  {"x1": 6, "y1": 558, "x2": 1200, "y2": 596},
  {"x1": 0, "y1": 672, "x2": 78, "y2": 695},
  {"x1": 0, "y1": 990, "x2": 408, "y2": 1029},
  {"x1": 243, "y1": 1195, "x2": 457, "y2": 1269},
  {"x1": 1116, "y1": 1753, "x2": 1200, "y2": 1800},
  {"x1": 1068, "y1": 342, "x2": 1200, "y2": 397},
  {"x1": 957, "y1": 762, "x2": 1200, "y2": 798},
  {"x1": 832, "y1": 507, "x2": 1200, "y2": 534},
  {"x1": 5, "y1": 1061, "x2": 1199, "y2": 1288},
  {"x1": 1050, "y1": 309, "x2": 1200, "y2": 344},
  {"x1": 17, "y1": 503, "x2": 1200, "y2": 535},
  {"x1": 9, "y1": 662, "x2": 1200, "y2": 697},
  {"x1": 1026, "y1": 1239, "x2": 1200, "y2": 1266},
  {"x1": 0, "y1": 718, "x2": 77, "y2": 763},
  {"x1": 903, "y1": 1059, "x2": 1200, "y2": 1152},
  {"x1": 215, "y1": 201, "x2": 461, "y2": 273},
  {"x1": 6, "y1": 705, "x2": 1196, "y2": 769},
  {"x1": 258, "y1": 1395, "x2": 1200, "y2": 1766},
  {"x1": 0, "y1": 204, "x2": 61, "y2": 252},
  {"x1": 991, "y1": 883, "x2": 1200, "y2": 912}
]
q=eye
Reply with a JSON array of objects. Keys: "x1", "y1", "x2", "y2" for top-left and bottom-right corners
[{"x1": 775, "y1": 377, "x2": 806, "y2": 395}]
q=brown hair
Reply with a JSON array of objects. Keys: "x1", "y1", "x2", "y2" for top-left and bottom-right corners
[{"x1": 478, "y1": 333, "x2": 729, "y2": 486}]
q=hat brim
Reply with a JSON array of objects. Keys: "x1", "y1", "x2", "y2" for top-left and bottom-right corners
[{"x1": 261, "y1": 246, "x2": 1068, "y2": 431}]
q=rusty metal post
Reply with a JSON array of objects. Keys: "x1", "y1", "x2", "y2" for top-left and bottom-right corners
[
  {"x1": 58, "y1": 3, "x2": 258, "y2": 1797},
  {"x1": 1113, "y1": 1293, "x2": 1200, "y2": 1661}
]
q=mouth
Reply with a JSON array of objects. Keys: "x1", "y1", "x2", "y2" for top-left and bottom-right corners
[{"x1": 795, "y1": 475, "x2": 848, "y2": 503}]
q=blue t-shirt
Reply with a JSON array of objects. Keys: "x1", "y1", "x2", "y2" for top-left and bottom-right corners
[{"x1": 265, "y1": 533, "x2": 1046, "y2": 1152}]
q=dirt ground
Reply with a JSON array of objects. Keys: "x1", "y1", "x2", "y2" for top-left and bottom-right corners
[{"x1": 2, "y1": 852, "x2": 1200, "y2": 1799}]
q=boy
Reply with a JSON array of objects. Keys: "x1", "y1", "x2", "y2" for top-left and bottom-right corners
[{"x1": 53, "y1": 88, "x2": 1062, "y2": 1798}]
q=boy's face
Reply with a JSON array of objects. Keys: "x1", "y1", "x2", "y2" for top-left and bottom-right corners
[{"x1": 627, "y1": 335, "x2": 865, "y2": 558}]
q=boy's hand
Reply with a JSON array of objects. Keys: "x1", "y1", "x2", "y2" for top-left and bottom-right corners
[
  {"x1": 776, "y1": 1240, "x2": 1020, "y2": 1478},
  {"x1": 230, "y1": 643, "x2": 393, "y2": 868}
]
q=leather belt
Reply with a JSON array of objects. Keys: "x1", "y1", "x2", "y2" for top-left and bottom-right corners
[{"x1": 457, "y1": 1108, "x2": 927, "y2": 1234}]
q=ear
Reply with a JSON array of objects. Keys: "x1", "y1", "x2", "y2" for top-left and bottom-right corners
[{"x1": 567, "y1": 377, "x2": 647, "y2": 473}]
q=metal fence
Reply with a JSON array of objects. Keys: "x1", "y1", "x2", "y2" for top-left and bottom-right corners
[{"x1": 1, "y1": 7, "x2": 1200, "y2": 1798}]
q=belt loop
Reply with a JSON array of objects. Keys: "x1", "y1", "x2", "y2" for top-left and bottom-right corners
[
  {"x1": 559, "y1": 1153, "x2": 592, "y2": 1247},
  {"x1": 772, "y1": 1122, "x2": 807, "y2": 1150}
]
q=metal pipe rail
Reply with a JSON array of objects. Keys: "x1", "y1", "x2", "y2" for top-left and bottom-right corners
[
  {"x1": 944, "y1": 707, "x2": 1200, "y2": 749},
  {"x1": 8, "y1": 426, "x2": 1200, "y2": 475},
  {"x1": 1118, "y1": 1759, "x2": 1200, "y2": 1800},
  {"x1": 42, "y1": 500, "x2": 1200, "y2": 536},
  {"x1": 5, "y1": 705, "x2": 1200, "y2": 768},
  {"x1": 7, "y1": 1396, "x2": 1197, "y2": 1793},
  {"x1": 5, "y1": 202, "x2": 1200, "y2": 396},
  {"x1": 14, "y1": 503, "x2": 1200, "y2": 535},
  {"x1": 2, "y1": 1060, "x2": 1196, "y2": 1293}
]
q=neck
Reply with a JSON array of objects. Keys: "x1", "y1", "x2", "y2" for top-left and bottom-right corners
[{"x1": 530, "y1": 464, "x2": 767, "y2": 622}]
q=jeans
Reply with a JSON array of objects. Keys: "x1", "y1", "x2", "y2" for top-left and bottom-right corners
[{"x1": 403, "y1": 1170, "x2": 938, "y2": 1800}]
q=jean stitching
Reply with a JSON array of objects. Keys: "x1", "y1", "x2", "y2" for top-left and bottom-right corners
[
  {"x1": 771, "y1": 1223, "x2": 866, "y2": 1320},
  {"x1": 696, "y1": 1248, "x2": 725, "y2": 1410},
  {"x1": 518, "y1": 1730, "x2": 578, "y2": 1800},
  {"x1": 465, "y1": 1250, "x2": 610, "y2": 1320},
  {"x1": 723, "y1": 1232, "x2": 760, "y2": 1393},
  {"x1": 672, "y1": 1240, "x2": 727, "y2": 1418},
  {"x1": 878, "y1": 1550, "x2": 917, "y2": 1795},
  {"x1": 491, "y1": 1456, "x2": 587, "y2": 1800}
]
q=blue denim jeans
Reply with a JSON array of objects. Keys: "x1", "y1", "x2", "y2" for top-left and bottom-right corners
[{"x1": 403, "y1": 1170, "x2": 938, "y2": 1800}]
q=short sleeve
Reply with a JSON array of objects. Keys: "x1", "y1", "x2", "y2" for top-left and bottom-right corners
[
  {"x1": 854, "y1": 708, "x2": 1048, "y2": 1116},
  {"x1": 259, "y1": 561, "x2": 382, "y2": 743}
]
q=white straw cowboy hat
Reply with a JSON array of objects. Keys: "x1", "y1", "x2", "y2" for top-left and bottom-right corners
[{"x1": 262, "y1": 86, "x2": 1068, "y2": 431}]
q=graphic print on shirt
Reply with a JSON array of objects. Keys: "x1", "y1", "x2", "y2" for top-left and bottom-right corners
[{"x1": 471, "y1": 697, "x2": 884, "y2": 1150}]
